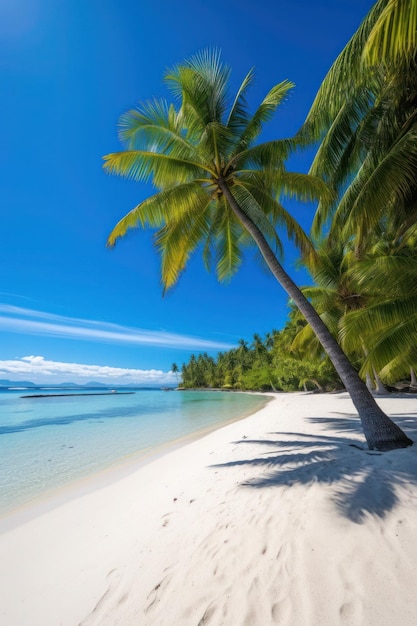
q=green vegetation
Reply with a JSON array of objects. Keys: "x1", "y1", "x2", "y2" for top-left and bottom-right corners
[
  {"x1": 180, "y1": 312, "x2": 341, "y2": 392},
  {"x1": 103, "y1": 1, "x2": 417, "y2": 450},
  {"x1": 298, "y1": 0, "x2": 417, "y2": 395}
]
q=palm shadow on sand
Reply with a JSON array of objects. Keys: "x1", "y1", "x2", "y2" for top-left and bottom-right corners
[{"x1": 212, "y1": 411, "x2": 417, "y2": 524}]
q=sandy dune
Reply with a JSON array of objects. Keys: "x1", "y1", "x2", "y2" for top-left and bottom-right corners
[{"x1": 1, "y1": 391, "x2": 417, "y2": 625}]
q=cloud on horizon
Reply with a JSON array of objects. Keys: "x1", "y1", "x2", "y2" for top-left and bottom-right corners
[
  {"x1": 0, "y1": 305, "x2": 234, "y2": 351},
  {"x1": 0, "y1": 355, "x2": 176, "y2": 385}
]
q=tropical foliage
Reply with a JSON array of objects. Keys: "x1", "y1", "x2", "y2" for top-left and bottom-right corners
[
  {"x1": 340, "y1": 237, "x2": 417, "y2": 384},
  {"x1": 104, "y1": 51, "x2": 327, "y2": 291},
  {"x1": 104, "y1": 47, "x2": 412, "y2": 450},
  {"x1": 180, "y1": 316, "x2": 341, "y2": 392},
  {"x1": 363, "y1": 0, "x2": 417, "y2": 65},
  {"x1": 296, "y1": 0, "x2": 417, "y2": 395},
  {"x1": 302, "y1": 0, "x2": 417, "y2": 246}
]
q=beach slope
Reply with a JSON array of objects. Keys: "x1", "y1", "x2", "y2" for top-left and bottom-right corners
[{"x1": 1, "y1": 392, "x2": 417, "y2": 625}]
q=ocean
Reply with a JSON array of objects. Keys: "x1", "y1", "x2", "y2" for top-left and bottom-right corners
[{"x1": 0, "y1": 388, "x2": 267, "y2": 515}]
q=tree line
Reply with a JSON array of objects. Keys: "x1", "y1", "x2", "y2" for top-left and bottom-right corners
[{"x1": 175, "y1": 311, "x2": 341, "y2": 392}]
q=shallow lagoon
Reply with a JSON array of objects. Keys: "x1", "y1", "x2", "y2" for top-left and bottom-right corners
[{"x1": 0, "y1": 388, "x2": 267, "y2": 513}]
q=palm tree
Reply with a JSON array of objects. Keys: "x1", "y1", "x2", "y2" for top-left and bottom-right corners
[
  {"x1": 171, "y1": 362, "x2": 179, "y2": 385},
  {"x1": 237, "y1": 338, "x2": 249, "y2": 351},
  {"x1": 269, "y1": 315, "x2": 333, "y2": 392},
  {"x1": 103, "y1": 51, "x2": 411, "y2": 450},
  {"x1": 251, "y1": 333, "x2": 269, "y2": 365}
]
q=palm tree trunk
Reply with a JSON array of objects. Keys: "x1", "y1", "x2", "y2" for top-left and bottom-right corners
[
  {"x1": 220, "y1": 180, "x2": 412, "y2": 451},
  {"x1": 373, "y1": 367, "x2": 388, "y2": 395},
  {"x1": 310, "y1": 378, "x2": 323, "y2": 391},
  {"x1": 410, "y1": 367, "x2": 417, "y2": 391}
]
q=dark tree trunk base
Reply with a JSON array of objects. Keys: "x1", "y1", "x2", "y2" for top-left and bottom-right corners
[
  {"x1": 351, "y1": 390, "x2": 413, "y2": 451},
  {"x1": 367, "y1": 433, "x2": 413, "y2": 452}
]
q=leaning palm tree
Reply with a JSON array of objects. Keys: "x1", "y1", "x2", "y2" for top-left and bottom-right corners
[{"x1": 103, "y1": 51, "x2": 411, "y2": 450}]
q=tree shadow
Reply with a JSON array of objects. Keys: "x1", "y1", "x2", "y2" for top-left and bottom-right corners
[
  {"x1": 213, "y1": 413, "x2": 417, "y2": 524},
  {"x1": 308, "y1": 412, "x2": 417, "y2": 441}
]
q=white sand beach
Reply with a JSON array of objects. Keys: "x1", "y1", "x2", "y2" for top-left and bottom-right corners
[{"x1": 1, "y1": 391, "x2": 417, "y2": 626}]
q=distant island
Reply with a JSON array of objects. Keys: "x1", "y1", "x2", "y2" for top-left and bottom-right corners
[
  {"x1": 0, "y1": 379, "x2": 172, "y2": 390},
  {"x1": 21, "y1": 391, "x2": 136, "y2": 398}
]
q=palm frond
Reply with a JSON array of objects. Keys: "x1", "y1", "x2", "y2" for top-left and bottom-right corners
[
  {"x1": 119, "y1": 99, "x2": 174, "y2": 143},
  {"x1": 213, "y1": 202, "x2": 245, "y2": 282},
  {"x1": 233, "y1": 80, "x2": 294, "y2": 153},
  {"x1": 232, "y1": 138, "x2": 294, "y2": 171},
  {"x1": 155, "y1": 198, "x2": 212, "y2": 291},
  {"x1": 301, "y1": 0, "x2": 388, "y2": 141},
  {"x1": 334, "y1": 123, "x2": 417, "y2": 242},
  {"x1": 107, "y1": 183, "x2": 210, "y2": 246},
  {"x1": 117, "y1": 99, "x2": 198, "y2": 163},
  {"x1": 301, "y1": 285, "x2": 340, "y2": 303},
  {"x1": 364, "y1": 0, "x2": 417, "y2": 65},
  {"x1": 290, "y1": 306, "x2": 343, "y2": 353},
  {"x1": 165, "y1": 49, "x2": 230, "y2": 127},
  {"x1": 309, "y1": 84, "x2": 374, "y2": 181},
  {"x1": 305, "y1": 248, "x2": 344, "y2": 288},
  {"x1": 378, "y1": 345, "x2": 417, "y2": 382},
  {"x1": 276, "y1": 171, "x2": 334, "y2": 207},
  {"x1": 361, "y1": 315, "x2": 417, "y2": 380},
  {"x1": 238, "y1": 176, "x2": 314, "y2": 259},
  {"x1": 291, "y1": 321, "x2": 320, "y2": 353},
  {"x1": 348, "y1": 252, "x2": 417, "y2": 294},
  {"x1": 231, "y1": 183, "x2": 284, "y2": 257},
  {"x1": 342, "y1": 296, "x2": 417, "y2": 347},
  {"x1": 197, "y1": 121, "x2": 234, "y2": 165},
  {"x1": 226, "y1": 68, "x2": 255, "y2": 133},
  {"x1": 103, "y1": 150, "x2": 211, "y2": 187}
]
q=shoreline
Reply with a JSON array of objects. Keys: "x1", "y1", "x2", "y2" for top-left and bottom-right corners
[
  {"x1": 1, "y1": 391, "x2": 417, "y2": 625},
  {"x1": 0, "y1": 391, "x2": 270, "y2": 529}
]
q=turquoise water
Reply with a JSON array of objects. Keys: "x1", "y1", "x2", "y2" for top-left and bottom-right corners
[{"x1": 0, "y1": 389, "x2": 266, "y2": 514}]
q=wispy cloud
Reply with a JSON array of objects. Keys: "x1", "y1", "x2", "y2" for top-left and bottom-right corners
[
  {"x1": 0, "y1": 355, "x2": 176, "y2": 385},
  {"x1": 0, "y1": 293, "x2": 32, "y2": 300},
  {"x1": 0, "y1": 305, "x2": 234, "y2": 351}
]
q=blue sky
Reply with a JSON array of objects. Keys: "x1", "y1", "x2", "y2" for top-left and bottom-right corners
[{"x1": 0, "y1": 0, "x2": 374, "y2": 385}]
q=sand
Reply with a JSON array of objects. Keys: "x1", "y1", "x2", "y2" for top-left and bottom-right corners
[{"x1": 1, "y1": 391, "x2": 417, "y2": 626}]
